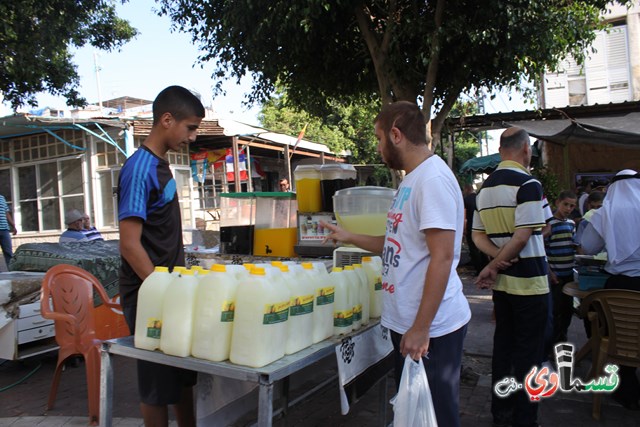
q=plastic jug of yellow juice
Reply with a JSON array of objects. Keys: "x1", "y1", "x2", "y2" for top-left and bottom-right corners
[
  {"x1": 280, "y1": 265, "x2": 314, "y2": 354},
  {"x1": 191, "y1": 264, "x2": 238, "y2": 361},
  {"x1": 230, "y1": 267, "x2": 291, "y2": 367},
  {"x1": 330, "y1": 267, "x2": 353, "y2": 335},
  {"x1": 134, "y1": 266, "x2": 173, "y2": 350},
  {"x1": 362, "y1": 257, "x2": 383, "y2": 318},
  {"x1": 224, "y1": 264, "x2": 250, "y2": 282},
  {"x1": 160, "y1": 270, "x2": 199, "y2": 357},
  {"x1": 172, "y1": 266, "x2": 188, "y2": 276},
  {"x1": 343, "y1": 266, "x2": 362, "y2": 330},
  {"x1": 298, "y1": 262, "x2": 334, "y2": 343},
  {"x1": 353, "y1": 264, "x2": 370, "y2": 326}
]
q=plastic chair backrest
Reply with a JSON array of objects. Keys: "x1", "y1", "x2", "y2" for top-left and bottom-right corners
[
  {"x1": 581, "y1": 289, "x2": 640, "y2": 367},
  {"x1": 40, "y1": 264, "x2": 114, "y2": 351}
]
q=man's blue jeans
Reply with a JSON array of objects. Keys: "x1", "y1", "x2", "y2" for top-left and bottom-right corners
[{"x1": 0, "y1": 229, "x2": 13, "y2": 268}]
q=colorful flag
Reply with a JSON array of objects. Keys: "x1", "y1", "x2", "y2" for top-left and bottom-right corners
[
  {"x1": 190, "y1": 151, "x2": 209, "y2": 183},
  {"x1": 289, "y1": 123, "x2": 308, "y2": 158},
  {"x1": 225, "y1": 148, "x2": 248, "y2": 182}
]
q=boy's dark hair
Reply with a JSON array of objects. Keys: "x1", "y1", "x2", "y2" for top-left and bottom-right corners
[
  {"x1": 587, "y1": 191, "x2": 605, "y2": 204},
  {"x1": 557, "y1": 190, "x2": 577, "y2": 201},
  {"x1": 152, "y1": 86, "x2": 205, "y2": 124},
  {"x1": 374, "y1": 101, "x2": 428, "y2": 146}
]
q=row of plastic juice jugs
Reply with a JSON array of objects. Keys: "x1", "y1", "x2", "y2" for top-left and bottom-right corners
[{"x1": 134, "y1": 258, "x2": 383, "y2": 368}]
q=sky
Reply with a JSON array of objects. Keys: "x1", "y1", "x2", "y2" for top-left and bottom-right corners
[{"x1": 3, "y1": 0, "x2": 261, "y2": 124}]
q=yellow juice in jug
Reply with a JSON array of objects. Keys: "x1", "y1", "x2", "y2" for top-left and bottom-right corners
[
  {"x1": 191, "y1": 264, "x2": 238, "y2": 362},
  {"x1": 253, "y1": 227, "x2": 297, "y2": 257},
  {"x1": 134, "y1": 266, "x2": 173, "y2": 351},
  {"x1": 160, "y1": 270, "x2": 199, "y2": 357},
  {"x1": 295, "y1": 178, "x2": 322, "y2": 212},
  {"x1": 229, "y1": 267, "x2": 291, "y2": 368},
  {"x1": 336, "y1": 213, "x2": 388, "y2": 236}
]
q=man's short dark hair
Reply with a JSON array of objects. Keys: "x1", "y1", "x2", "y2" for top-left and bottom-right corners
[
  {"x1": 153, "y1": 86, "x2": 205, "y2": 124},
  {"x1": 374, "y1": 101, "x2": 428, "y2": 146},
  {"x1": 500, "y1": 127, "x2": 530, "y2": 151}
]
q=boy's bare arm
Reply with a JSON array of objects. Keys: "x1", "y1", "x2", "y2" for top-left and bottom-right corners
[{"x1": 119, "y1": 218, "x2": 155, "y2": 282}]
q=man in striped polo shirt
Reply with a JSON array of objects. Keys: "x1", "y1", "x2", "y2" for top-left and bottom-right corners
[{"x1": 472, "y1": 127, "x2": 549, "y2": 427}]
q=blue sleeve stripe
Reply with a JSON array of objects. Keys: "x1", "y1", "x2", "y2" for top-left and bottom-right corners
[{"x1": 130, "y1": 151, "x2": 153, "y2": 215}]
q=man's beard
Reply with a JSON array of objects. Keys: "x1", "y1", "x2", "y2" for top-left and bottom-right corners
[{"x1": 381, "y1": 138, "x2": 402, "y2": 171}]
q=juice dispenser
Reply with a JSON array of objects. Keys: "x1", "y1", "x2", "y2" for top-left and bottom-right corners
[
  {"x1": 219, "y1": 193, "x2": 255, "y2": 255},
  {"x1": 294, "y1": 165, "x2": 322, "y2": 212},
  {"x1": 333, "y1": 186, "x2": 396, "y2": 236},
  {"x1": 319, "y1": 163, "x2": 357, "y2": 212},
  {"x1": 252, "y1": 192, "x2": 298, "y2": 257}
]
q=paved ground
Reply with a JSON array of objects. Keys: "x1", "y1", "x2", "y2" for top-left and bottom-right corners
[{"x1": 1, "y1": 262, "x2": 639, "y2": 426}]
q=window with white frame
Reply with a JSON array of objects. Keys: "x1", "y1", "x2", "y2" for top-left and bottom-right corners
[
  {"x1": 95, "y1": 136, "x2": 126, "y2": 229},
  {"x1": 173, "y1": 168, "x2": 194, "y2": 227},
  {"x1": 543, "y1": 24, "x2": 631, "y2": 108},
  {"x1": 17, "y1": 157, "x2": 85, "y2": 232},
  {"x1": 97, "y1": 168, "x2": 120, "y2": 228}
]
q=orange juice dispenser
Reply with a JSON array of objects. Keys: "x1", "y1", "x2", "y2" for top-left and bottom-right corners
[
  {"x1": 252, "y1": 192, "x2": 298, "y2": 257},
  {"x1": 219, "y1": 193, "x2": 255, "y2": 255},
  {"x1": 294, "y1": 164, "x2": 350, "y2": 257},
  {"x1": 294, "y1": 165, "x2": 322, "y2": 212}
]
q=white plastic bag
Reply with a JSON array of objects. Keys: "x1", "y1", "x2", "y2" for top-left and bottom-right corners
[{"x1": 391, "y1": 355, "x2": 438, "y2": 427}]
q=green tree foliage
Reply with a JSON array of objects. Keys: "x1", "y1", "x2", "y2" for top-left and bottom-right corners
[
  {"x1": 157, "y1": 0, "x2": 620, "y2": 144},
  {"x1": 259, "y1": 90, "x2": 380, "y2": 165},
  {"x1": 0, "y1": 0, "x2": 138, "y2": 110}
]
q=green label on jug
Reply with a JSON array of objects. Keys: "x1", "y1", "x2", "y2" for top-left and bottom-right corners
[
  {"x1": 146, "y1": 318, "x2": 162, "y2": 339},
  {"x1": 316, "y1": 286, "x2": 335, "y2": 305},
  {"x1": 263, "y1": 301, "x2": 290, "y2": 325},
  {"x1": 374, "y1": 278, "x2": 382, "y2": 291},
  {"x1": 353, "y1": 304, "x2": 362, "y2": 322},
  {"x1": 334, "y1": 309, "x2": 353, "y2": 327},
  {"x1": 290, "y1": 294, "x2": 314, "y2": 316},
  {"x1": 220, "y1": 300, "x2": 235, "y2": 322}
]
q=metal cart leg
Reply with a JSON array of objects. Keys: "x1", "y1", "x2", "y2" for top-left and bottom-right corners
[
  {"x1": 257, "y1": 376, "x2": 274, "y2": 427},
  {"x1": 99, "y1": 343, "x2": 113, "y2": 427}
]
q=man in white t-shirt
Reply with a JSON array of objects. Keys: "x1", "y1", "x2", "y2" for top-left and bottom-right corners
[{"x1": 322, "y1": 101, "x2": 471, "y2": 427}]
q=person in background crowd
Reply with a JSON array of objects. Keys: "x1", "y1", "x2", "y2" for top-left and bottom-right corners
[
  {"x1": 544, "y1": 190, "x2": 578, "y2": 354},
  {"x1": 463, "y1": 183, "x2": 488, "y2": 275},
  {"x1": 578, "y1": 181, "x2": 592, "y2": 216},
  {"x1": 473, "y1": 127, "x2": 549, "y2": 427},
  {"x1": 82, "y1": 213, "x2": 104, "y2": 241},
  {"x1": 59, "y1": 209, "x2": 89, "y2": 243},
  {"x1": 0, "y1": 194, "x2": 17, "y2": 268},
  {"x1": 575, "y1": 190, "x2": 605, "y2": 243},
  {"x1": 279, "y1": 178, "x2": 291, "y2": 192},
  {"x1": 322, "y1": 101, "x2": 471, "y2": 427},
  {"x1": 118, "y1": 85, "x2": 204, "y2": 427},
  {"x1": 581, "y1": 169, "x2": 640, "y2": 411}
]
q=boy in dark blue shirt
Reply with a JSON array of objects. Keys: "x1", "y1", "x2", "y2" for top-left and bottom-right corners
[{"x1": 118, "y1": 85, "x2": 204, "y2": 427}]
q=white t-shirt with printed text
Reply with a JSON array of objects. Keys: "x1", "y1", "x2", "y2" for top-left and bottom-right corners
[{"x1": 381, "y1": 155, "x2": 471, "y2": 337}]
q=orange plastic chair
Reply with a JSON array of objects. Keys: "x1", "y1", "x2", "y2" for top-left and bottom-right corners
[
  {"x1": 579, "y1": 289, "x2": 640, "y2": 420},
  {"x1": 40, "y1": 264, "x2": 123, "y2": 426}
]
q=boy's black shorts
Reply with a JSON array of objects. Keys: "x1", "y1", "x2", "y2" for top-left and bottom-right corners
[{"x1": 123, "y1": 304, "x2": 197, "y2": 405}]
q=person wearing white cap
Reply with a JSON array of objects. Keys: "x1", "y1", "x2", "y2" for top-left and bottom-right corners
[
  {"x1": 59, "y1": 209, "x2": 89, "y2": 243},
  {"x1": 581, "y1": 168, "x2": 640, "y2": 411}
]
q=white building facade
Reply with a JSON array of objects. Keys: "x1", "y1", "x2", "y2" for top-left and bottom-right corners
[{"x1": 541, "y1": 2, "x2": 640, "y2": 107}]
